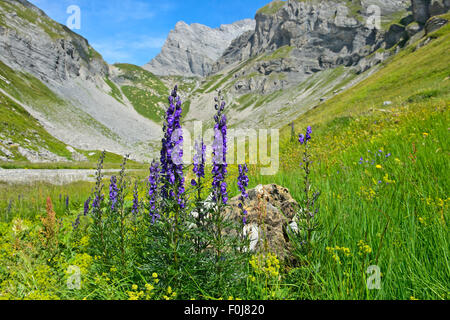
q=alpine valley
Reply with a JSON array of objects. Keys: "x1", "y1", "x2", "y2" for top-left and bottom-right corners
[{"x1": 1, "y1": 0, "x2": 448, "y2": 165}]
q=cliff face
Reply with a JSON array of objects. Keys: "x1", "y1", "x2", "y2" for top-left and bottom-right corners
[
  {"x1": 143, "y1": 19, "x2": 256, "y2": 77},
  {"x1": 0, "y1": 0, "x2": 163, "y2": 162},
  {"x1": 180, "y1": 0, "x2": 449, "y2": 135},
  {"x1": 0, "y1": 0, "x2": 108, "y2": 84},
  {"x1": 213, "y1": 0, "x2": 411, "y2": 78},
  {"x1": 412, "y1": 0, "x2": 450, "y2": 24}
]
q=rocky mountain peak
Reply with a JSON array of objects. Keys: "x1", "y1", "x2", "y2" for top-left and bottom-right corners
[{"x1": 143, "y1": 19, "x2": 256, "y2": 77}]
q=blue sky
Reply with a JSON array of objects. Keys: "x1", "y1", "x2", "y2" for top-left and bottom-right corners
[{"x1": 29, "y1": 0, "x2": 271, "y2": 66}]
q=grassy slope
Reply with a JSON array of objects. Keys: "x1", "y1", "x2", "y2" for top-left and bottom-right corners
[
  {"x1": 243, "y1": 21, "x2": 450, "y2": 299},
  {"x1": 0, "y1": 90, "x2": 71, "y2": 161},
  {"x1": 114, "y1": 63, "x2": 169, "y2": 123},
  {"x1": 0, "y1": 61, "x2": 143, "y2": 168}
]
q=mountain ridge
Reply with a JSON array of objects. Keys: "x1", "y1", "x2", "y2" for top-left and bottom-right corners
[{"x1": 143, "y1": 19, "x2": 256, "y2": 77}]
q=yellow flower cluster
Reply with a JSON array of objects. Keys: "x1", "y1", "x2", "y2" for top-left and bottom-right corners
[
  {"x1": 127, "y1": 282, "x2": 157, "y2": 300},
  {"x1": 127, "y1": 272, "x2": 176, "y2": 300},
  {"x1": 326, "y1": 246, "x2": 352, "y2": 265},
  {"x1": 423, "y1": 196, "x2": 449, "y2": 208},
  {"x1": 357, "y1": 240, "x2": 372, "y2": 256},
  {"x1": 359, "y1": 186, "x2": 376, "y2": 201},
  {"x1": 382, "y1": 174, "x2": 395, "y2": 184},
  {"x1": 249, "y1": 253, "x2": 280, "y2": 278},
  {"x1": 127, "y1": 285, "x2": 145, "y2": 300},
  {"x1": 163, "y1": 286, "x2": 177, "y2": 300},
  {"x1": 74, "y1": 235, "x2": 90, "y2": 249}
]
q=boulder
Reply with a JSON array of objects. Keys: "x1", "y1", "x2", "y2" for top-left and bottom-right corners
[
  {"x1": 225, "y1": 184, "x2": 300, "y2": 259},
  {"x1": 425, "y1": 15, "x2": 449, "y2": 33}
]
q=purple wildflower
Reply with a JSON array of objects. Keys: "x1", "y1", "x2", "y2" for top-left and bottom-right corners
[
  {"x1": 212, "y1": 95, "x2": 228, "y2": 205},
  {"x1": 72, "y1": 214, "x2": 81, "y2": 230},
  {"x1": 83, "y1": 197, "x2": 91, "y2": 216},
  {"x1": 193, "y1": 139, "x2": 206, "y2": 181},
  {"x1": 109, "y1": 176, "x2": 119, "y2": 211},
  {"x1": 237, "y1": 164, "x2": 249, "y2": 224},
  {"x1": 160, "y1": 85, "x2": 185, "y2": 209},
  {"x1": 298, "y1": 134, "x2": 305, "y2": 145},
  {"x1": 92, "y1": 194, "x2": 104, "y2": 211},
  {"x1": 299, "y1": 126, "x2": 312, "y2": 145},
  {"x1": 132, "y1": 181, "x2": 139, "y2": 216},
  {"x1": 305, "y1": 126, "x2": 312, "y2": 142}
]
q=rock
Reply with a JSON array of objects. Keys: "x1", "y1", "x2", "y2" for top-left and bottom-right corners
[
  {"x1": 0, "y1": 145, "x2": 13, "y2": 158},
  {"x1": 224, "y1": 184, "x2": 300, "y2": 259},
  {"x1": 425, "y1": 15, "x2": 449, "y2": 34},
  {"x1": 143, "y1": 19, "x2": 256, "y2": 77},
  {"x1": 406, "y1": 21, "x2": 422, "y2": 36},
  {"x1": 385, "y1": 24, "x2": 407, "y2": 49},
  {"x1": 412, "y1": 0, "x2": 450, "y2": 25},
  {"x1": 17, "y1": 146, "x2": 68, "y2": 163},
  {"x1": 66, "y1": 146, "x2": 75, "y2": 153}
]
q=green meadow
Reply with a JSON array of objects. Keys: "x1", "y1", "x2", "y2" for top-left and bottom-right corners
[{"x1": 0, "y1": 18, "x2": 448, "y2": 300}]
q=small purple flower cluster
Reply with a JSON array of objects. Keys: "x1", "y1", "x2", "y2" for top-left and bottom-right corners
[
  {"x1": 298, "y1": 126, "x2": 312, "y2": 145},
  {"x1": 237, "y1": 164, "x2": 249, "y2": 224},
  {"x1": 191, "y1": 139, "x2": 206, "y2": 186},
  {"x1": 92, "y1": 194, "x2": 104, "y2": 211},
  {"x1": 109, "y1": 176, "x2": 119, "y2": 211},
  {"x1": 148, "y1": 160, "x2": 160, "y2": 224},
  {"x1": 160, "y1": 85, "x2": 185, "y2": 208},
  {"x1": 211, "y1": 95, "x2": 228, "y2": 205},
  {"x1": 359, "y1": 149, "x2": 392, "y2": 165},
  {"x1": 83, "y1": 197, "x2": 91, "y2": 216}
]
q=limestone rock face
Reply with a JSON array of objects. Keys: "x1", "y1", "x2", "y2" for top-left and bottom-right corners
[
  {"x1": 412, "y1": 0, "x2": 450, "y2": 24},
  {"x1": 225, "y1": 184, "x2": 300, "y2": 259},
  {"x1": 0, "y1": 0, "x2": 108, "y2": 84},
  {"x1": 211, "y1": 0, "x2": 411, "y2": 94},
  {"x1": 143, "y1": 19, "x2": 256, "y2": 77}
]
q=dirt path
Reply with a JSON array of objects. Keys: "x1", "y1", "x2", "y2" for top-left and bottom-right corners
[{"x1": 0, "y1": 168, "x2": 123, "y2": 185}]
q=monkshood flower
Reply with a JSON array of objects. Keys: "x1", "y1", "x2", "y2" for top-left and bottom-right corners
[
  {"x1": 212, "y1": 95, "x2": 228, "y2": 205},
  {"x1": 149, "y1": 160, "x2": 160, "y2": 224},
  {"x1": 191, "y1": 139, "x2": 206, "y2": 186},
  {"x1": 132, "y1": 181, "x2": 139, "y2": 216},
  {"x1": 160, "y1": 85, "x2": 185, "y2": 209},
  {"x1": 72, "y1": 214, "x2": 81, "y2": 230},
  {"x1": 237, "y1": 164, "x2": 249, "y2": 224},
  {"x1": 109, "y1": 176, "x2": 119, "y2": 211},
  {"x1": 298, "y1": 134, "x2": 305, "y2": 145},
  {"x1": 92, "y1": 194, "x2": 104, "y2": 211},
  {"x1": 83, "y1": 197, "x2": 91, "y2": 216},
  {"x1": 299, "y1": 126, "x2": 312, "y2": 145}
]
